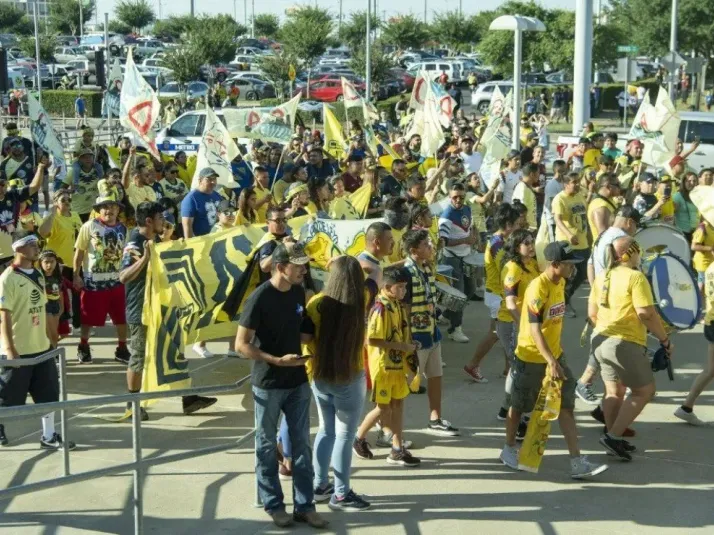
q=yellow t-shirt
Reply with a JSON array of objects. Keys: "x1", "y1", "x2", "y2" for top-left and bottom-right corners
[
  {"x1": 176, "y1": 164, "x2": 192, "y2": 188},
  {"x1": 466, "y1": 193, "x2": 487, "y2": 233},
  {"x1": 273, "y1": 179, "x2": 291, "y2": 204},
  {"x1": 552, "y1": 191, "x2": 588, "y2": 250},
  {"x1": 43, "y1": 212, "x2": 83, "y2": 266},
  {"x1": 254, "y1": 183, "x2": 271, "y2": 224},
  {"x1": 692, "y1": 222, "x2": 714, "y2": 273},
  {"x1": 590, "y1": 266, "x2": 655, "y2": 347},
  {"x1": 126, "y1": 181, "x2": 157, "y2": 209},
  {"x1": 583, "y1": 147, "x2": 602, "y2": 169},
  {"x1": 587, "y1": 196, "x2": 616, "y2": 241},
  {"x1": 704, "y1": 262, "x2": 714, "y2": 323},
  {"x1": 366, "y1": 292, "x2": 410, "y2": 377},
  {"x1": 236, "y1": 210, "x2": 256, "y2": 226},
  {"x1": 497, "y1": 258, "x2": 540, "y2": 323},
  {"x1": 512, "y1": 181, "x2": 538, "y2": 231},
  {"x1": 515, "y1": 273, "x2": 566, "y2": 363},
  {"x1": 63, "y1": 166, "x2": 100, "y2": 215},
  {"x1": 656, "y1": 191, "x2": 676, "y2": 225},
  {"x1": 0, "y1": 267, "x2": 49, "y2": 355},
  {"x1": 159, "y1": 177, "x2": 188, "y2": 202},
  {"x1": 484, "y1": 233, "x2": 507, "y2": 294}
]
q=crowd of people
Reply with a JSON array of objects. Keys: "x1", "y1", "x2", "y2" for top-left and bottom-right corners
[{"x1": 0, "y1": 89, "x2": 713, "y2": 530}]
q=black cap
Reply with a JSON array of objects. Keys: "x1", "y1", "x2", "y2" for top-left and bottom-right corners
[
  {"x1": 615, "y1": 205, "x2": 642, "y2": 225},
  {"x1": 272, "y1": 241, "x2": 311, "y2": 266},
  {"x1": 218, "y1": 199, "x2": 235, "y2": 213},
  {"x1": 544, "y1": 241, "x2": 579, "y2": 263},
  {"x1": 641, "y1": 172, "x2": 658, "y2": 183}
]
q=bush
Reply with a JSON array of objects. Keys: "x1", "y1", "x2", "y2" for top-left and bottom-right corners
[{"x1": 40, "y1": 90, "x2": 104, "y2": 117}]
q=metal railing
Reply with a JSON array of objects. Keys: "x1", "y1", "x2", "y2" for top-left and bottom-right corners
[{"x1": 0, "y1": 348, "x2": 255, "y2": 535}]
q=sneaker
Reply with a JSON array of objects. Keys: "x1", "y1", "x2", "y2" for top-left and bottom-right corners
[
  {"x1": 496, "y1": 407, "x2": 508, "y2": 421},
  {"x1": 114, "y1": 345, "x2": 130, "y2": 365},
  {"x1": 225, "y1": 349, "x2": 239, "y2": 358},
  {"x1": 463, "y1": 365, "x2": 488, "y2": 383},
  {"x1": 449, "y1": 326, "x2": 470, "y2": 343},
  {"x1": 352, "y1": 438, "x2": 374, "y2": 460},
  {"x1": 575, "y1": 381, "x2": 599, "y2": 405},
  {"x1": 279, "y1": 463, "x2": 292, "y2": 481},
  {"x1": 77, "y1": 344, "x2": 92, "y2": 364},
  {"x1": 565, "y1": 303, "x2": 577, "y2": 318},
  {"x1": 599, "y1": 434, "x2": 633, "y2": 461},
  {"x1": 410, "y1": 385, "x2": 427, "y2": 394},
  {"x1": 0, "y1": 424, "x2": 7, "y2": 446},
  {"x1": 604, "y1": 439, "x2": 637, "y2": 455},
  {"x1": 313, "y1": 482, "x2": 333, "y2": 502},
  {"x1": 602, "y1": 425, "x2": 636, "y2": 438},
  {"x1": 674, "y1": 406, "x2": 707, "y2": 426},
  {"x1": 126, "y1": 406, "x2": 149, "y2": 422},
  {"x1": 500, "y1": 444, "x2": 519, "y2": 470},
  {"x1": 193, "y1": 343, "x2": 214, "y2": 358},
  {"x1": 427, "y1": 418, "x2": 460, "y2": 436},
  {"x1": 516, "y1": 419, "x2": 528, "y2": 441},
  {"x1": 182, "y1": 395, "x2": 217, "y2": 415},
  {"x1": 590, "y1": 405, "x2": 605, "y2": 424},
  {"x1": 570, "y1": 455, "x2": 609, "y2": 479},
  {"x1": 387, "y1": 449, "x2": 421, "y2": 467},
  {"x1": 328, "y1": 489, "x2": 371, "y2": 511},
  {"x1": 40, "y1": 433, "x2": 76, "y2": 451},
  {"x1": 375, "y1": 428, "x2": 413, "y2": 449}
]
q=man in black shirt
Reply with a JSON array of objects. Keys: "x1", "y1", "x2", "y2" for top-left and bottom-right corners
[
  {"x1": 120, "y1": 202, "x2": 217, "y2": 420},
  {"x1": 305, "y1": 148, "x2": 337, "y2": 181},
  {"x1": 235, "y1": 242, "x2": 328, "y2": 530},
  {"x1": 258, "y1": 207, "x2": 291, "y2": 282},
  {"x1": 380, "y1": 158, "x2": 409, "y2": 199}
]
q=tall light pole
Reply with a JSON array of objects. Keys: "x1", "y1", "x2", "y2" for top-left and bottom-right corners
[
  {"x1": 251, "y1": 0, "x2": 255, "y2": 37},
  {"x1": 338, "y1": 0, "x2": 342, "y2": 36},
  {"x1": 79, "y1": 0, "x2": 84, "y2": 39},
  {"x1": 190, "y1": 0, "x2": 194, "y2": 16},
  {"x1": 366, "y1": 0, "x2": 371, "y2": 102},
  {"x1": 244, "y1": 0, "x2": 247, "y2": 27},
  {"x1": 489, "y1": 15, "x2": 546, "y2": 149},
  {"x1": 573, "y1": 0, "x2": 594, "y2": 135},
  {"x1": 33, "y1": 1, "x2": 42, "y2": 105},
  {"x1": 669, "y1": 0, "x2": 679, "y2": 101},
  {"x1": 423, "y1": 0, "x2": 427, "y2": 23}
]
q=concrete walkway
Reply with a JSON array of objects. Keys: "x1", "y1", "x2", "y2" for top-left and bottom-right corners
[{"x1": 0, "y1": 289, "x2": 713, "y2": 534}]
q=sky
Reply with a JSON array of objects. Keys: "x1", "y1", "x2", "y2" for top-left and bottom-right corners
[{"x1": 91, "y1": 0, "x2": 575, "y2": 26}]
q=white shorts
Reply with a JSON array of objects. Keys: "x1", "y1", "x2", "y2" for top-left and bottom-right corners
[{"x1": 484, "y1": 291, "x2": 502, "y2": 320}]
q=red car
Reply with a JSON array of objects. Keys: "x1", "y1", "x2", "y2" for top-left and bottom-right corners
[
  {"x1": 390, "y1": 68, "x2": 416, "y2": 91},
  {"x1": 301, "y1": 77, "x2": 366, "y2": 102}
]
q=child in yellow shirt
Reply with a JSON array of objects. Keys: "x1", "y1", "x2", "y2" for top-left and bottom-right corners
[{"x1": 692, "y1": 219, "x2": 714, "y2": 292}]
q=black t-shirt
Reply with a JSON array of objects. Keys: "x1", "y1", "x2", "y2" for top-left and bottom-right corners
[
  {"x1": 121, "y1": 228, "x2": 156, "y2": 325},
  {"x1": 380, "y1": 174, "x2": 405, "y2": 198},
  {"x1": 0, "y1": 187, "x2": 30, "y2": 233},
  {"x1": 239, "y1": 281, "x2": 314, "y2": 389}
]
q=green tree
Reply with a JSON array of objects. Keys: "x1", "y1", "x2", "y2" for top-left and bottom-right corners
[
  {"x1": 48, "y1": 0, "x2": 96, "y2": 36},
  {"x1": 607, "y1": 0, "x2": 671, "y2": 57},
  {"x1": 280, "y1": 6, "x2": 334, "y2": 85},
  {"x1": 429, "y1": 11, "x2": 481, "y2": 55},
  {"x1": 253, "y1": 13, "x2": 280, "y2": 39},
  {"x1": 108, "y1": 19, "x2": 133, "y2": 34},
  {"x1": 339, "y1": 11, "x2": 380, "y2": 51},
  {"x1": 382, "y1": 15, "x2": 429, "y2": 51},
  {"x1": 350, "y1": 39, "x2": 393, "y2": 86},
  {"x1": 190, "y1": 15, "x2": 247, "y2": 65},
  {"x1": 115, "y1": 0, "x2": 156, "y2": 33},
  {"x1": 0, "y1": 4, "x2": 33, "y2": 35},
  {"x1": 159, "y1": 38, "x2": 205, "y2": 90},
  {"x1": 152, "y1": 15, "x2": 196, "y2": 40},
  {"x1": 258, "y1": 50, "x2": 299, "y2": 99},
  {"x1": 18, "y1": 34, "x2": 58, "y2": 64}
]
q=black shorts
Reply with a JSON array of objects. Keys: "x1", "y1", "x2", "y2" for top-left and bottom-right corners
[
  {"x1": 46, "y1": 300, "x2": 61, "y2": 315},
  {"x1": 705, "y1": 322, "x2": 714, "y2": 343},
  {"x1": 0, "y1": 349, "x2": 59, "y2": 407}
]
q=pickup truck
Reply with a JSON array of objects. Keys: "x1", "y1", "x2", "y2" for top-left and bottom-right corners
[{"x1": 556, "y1": 111, "x2": 714, "y2": 173}]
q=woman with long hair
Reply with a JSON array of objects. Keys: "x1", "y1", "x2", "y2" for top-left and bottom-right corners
[
  {"x1": 673, "y1": 171, "x2": 700, "y2": 242},
  {"x1": 236, "y1": 186, "x2": 257, "y2": 225},
  {"x1": 307, "y1": 177, "x2": 331, "y2": 218},
  {"x1": 304, "y1": 255, "x2": 370, "y2": 511}
]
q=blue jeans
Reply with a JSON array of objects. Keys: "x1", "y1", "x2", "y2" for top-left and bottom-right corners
[
  {"x1": 278, "y1": 416, "x2": 291, "y2": 458},
  {"x1": 311, "y1": 371, "x2": 366, "y2": 498},
  {"x1": 253, "y1": 382, "x2": 314, "y2": 514}
]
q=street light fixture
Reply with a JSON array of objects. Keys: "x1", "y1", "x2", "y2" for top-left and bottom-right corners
[{"x1": 488, "y1": 15, "x2": 545, "y2": 149}]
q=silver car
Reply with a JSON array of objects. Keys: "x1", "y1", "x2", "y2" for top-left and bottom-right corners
[
  {"x1": 159, "y1": 81, "x2": 209, "y2": 100},
  {"x1": 472, "y1": 81, "x2": 515, "y2": 115}
]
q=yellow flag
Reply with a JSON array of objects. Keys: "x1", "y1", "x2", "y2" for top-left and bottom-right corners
[
  {"x1": 324, "y1": 103, "x2": 346, "y2": 162},
  {"x1": 328, "y1": 183, "x2": 373, "y2": 220},
  {"x1": 518, "y1": 372, "x2": 562, "y2": 473}
]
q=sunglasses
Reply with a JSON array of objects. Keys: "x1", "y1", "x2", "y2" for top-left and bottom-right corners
[
  {"x1": 221, "y1": 210, "x2": 236, "y2": 216},
  {"x1": 167, "y1": 169, "x2": 178, "y2": 174},
  {"x1": 58, "y1": 196, "x2": 71, "y2": 203},
  {"x1": 269, "y1": 218, "x2": 287, "y2": 223},
  {"x1": 452, "y1": 195, "x2": 465, "y2": 201}
]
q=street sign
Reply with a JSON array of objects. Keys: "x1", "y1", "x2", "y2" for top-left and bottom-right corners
[
  {"x1": 617, "y1": 58, "x2": 639, "y2": 81},
  {"x1": 685, "y1": 56, "x2": 708, "y2": 74},
  {"x1": 660, "y1": 51, "x2": 687, "y2": 72},
  {"x1": 617, "y1": 45, "x2": 639, "y2": 54},
  {"x1": 288, "y1": 64, "x2": 296, "y2": 81}
]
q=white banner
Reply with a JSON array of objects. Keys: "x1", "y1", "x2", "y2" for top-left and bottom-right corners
[
  {"x1": 192, "y1": 106, "x2": 241, "y2": 189},
  {"x1": 629, "y1": 87, "x2": 680, "y2": 167},
  {"x1": 341, "y1": 77, "x2": 363, "y2": 110},
  {"x1": 120, "y1": 49, "x2": 161, "y2": 159},
  {"x1": 27, "y1": 92, "x2": 65, "y2": 166}
]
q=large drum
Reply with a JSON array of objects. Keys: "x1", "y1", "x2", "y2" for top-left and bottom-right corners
[
  {"x1": 635, "y1": 223, "x2": 691, "y2": 266},
  {"x1": 435, "y1": 281, "x2": 467, "y2": 313},
  {"x1": 645, "y1": 252, "x2": 702, "y2": 331}
]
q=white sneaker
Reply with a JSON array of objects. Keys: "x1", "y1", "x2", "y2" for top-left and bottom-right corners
[
  {"x1": 375, "y1": 428, "x2": 413, "y2": 449},
  {"x1": 449, "y1": 327, "x2": 470, "y2": 343},
  {"x1": 226, "y1": 348, "x2": 239, "y2": 358},
  {"x1": 500, "y1": 444, "x2": 519, "y2": 470},
  {"x1": 674, "y1": 406, "x2": 707, "y2": 426},
  {"x1": 570, "y1": 455, "x2": 608, "y2": 479},
  {"x1": 193, "y1": 343, "x2": 214, "y2": 358}
]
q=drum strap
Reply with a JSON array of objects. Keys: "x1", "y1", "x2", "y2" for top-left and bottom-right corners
[{"x1": 593, "y1": 193, "x2": 617, "y2": 213}]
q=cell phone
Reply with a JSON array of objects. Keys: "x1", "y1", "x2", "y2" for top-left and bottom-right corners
[{"x1": 664, "y1": 185, "x2": 672, "y2": 197}]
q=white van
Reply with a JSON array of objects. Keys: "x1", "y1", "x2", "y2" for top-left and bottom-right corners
[
  {"x1": 407, "y1": 61, "x2": 462, "y2": 84},
  {"x1": 154, "y1": 109, "x2": 251, "y2": 155}
]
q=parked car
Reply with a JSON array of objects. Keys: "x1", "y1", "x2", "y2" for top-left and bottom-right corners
[
  {"x1": 158, "y1": 81, "x2": 210, "y2": 100},
  {"x1": 546, "y1": 70, "x2": 573, "y2": 84},
  {"x1": 407, "y1": 61, "x2": 463, "y2": 83},
  {"x1": 390, "y1": 68, "x2": 416, "y2": 91},
  {"x1": 472, "y1": 81, "x2": 515, "y2": 115},
  {"x1": 300, "y1": 78, "x2": 364, "y2": 102},
  {"x1": 133, "y1": 40, "x2": 164, "y2": 58},
  {"x1": 53, "y1": 46, "x2": 85, "y2": 64},
  {"x1": 236, "y1": 46, "x2": 267, "y2": 56},
  {"x1": 228, "y1": 72, "x2": 271, "y2": 84}
]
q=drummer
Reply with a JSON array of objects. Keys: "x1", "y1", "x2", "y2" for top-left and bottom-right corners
[
  {"x1": 589, "y1": 236, "x2": 672, "y2": 462},
  {"x1": 438, "y1": 182, "x2": 476, "y2": 344},
  {"x1": 587, "y1": 174, "x2": 621, "y2": 241},
  {"x1": 633, "y1": 173, "x2": 668, "y2": 222}
]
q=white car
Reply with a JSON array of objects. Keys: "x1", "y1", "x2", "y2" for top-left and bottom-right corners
[
  {"x1": 407, "y1": 61, "x2": 462, "y2": 84},
  {"x1": 54, "y1": 46, "x2": 85, "y2": 64},
  {"x1": 228, "y1": 72, "x2": 271, "y2": 84},
  {"x1": 155, "y1": 109, "x2": 251, "y2": 155}
]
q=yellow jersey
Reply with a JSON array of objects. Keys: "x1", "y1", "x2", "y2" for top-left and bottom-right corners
[
  {"x1": 692, "y1": 221, "x2": 714, "y2": 273},
  {"x1": 484, "y1": 233, "x2": 507, "y2": 294},
  {"x1": 512, "y1": 181, "x2": 538, "y2": 231},
  {"x1": 590, "y1": 265, "x2": 655, "y2": 347},
  {"x1": 587, "y1": 195, "x2": 617, "y2": 241},
  {"x1": 126, "y1": 181, "x2": 157, "y2": 209},
  {"x1": 366, "y1": 292, "x2": 411, "y2": 378},
  {"x1": 0, "y1": 267, "x2": 49, "y2": 355},
  {"x1": 465, "y1": 193, "x2": 487, "y2": 232},
  {"x1": 583, "y1": 147, "x2": 602, "y2": 169},
  {"x1": 704, "y1": 263, "x2": 714, "y2": 323},
  {"x1": 656, "y1": 191, "x2": 676, "y2": 225},
  {"x1": 254, "y1": 182, "x2": 271, "y2": 224},
  {"x1": 552, "y1": 191, "x2": 588, "y2": 250},
  {"x1": 42, "y1": 211, "x2": 83, "y2": 266},
  {"x1": 515, "y1": 273, "x2": 566, "y2": 363},
  {"x1": 386, "y1": 227, "x2": 406, "y2": 265},
  {"x1": 159, "y1": 177, "x2": 188, "y2": 202},
  {"x1": 497, "y1": 258, "x2": 540, "y2": 323}
]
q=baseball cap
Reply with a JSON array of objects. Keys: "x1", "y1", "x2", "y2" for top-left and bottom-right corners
[
  {"x1": 163, "y1": 211, "x2": 176, "y2": 226},
  {"x1": 78, "y1": 147, "x2": 94, "y2": 157},
  {"x1": 93, "y1": 193, "x2": 123, "y2": 210},
  {"x1": 7, "y1": 137, "x2": 22, "y2": 148},
  {"x1": 282, "y1": 162, "x2": 296, "y2": 174},
  {"x1": 347, "y1": 154, "x2": 364, "y2": 163},
  {"x1": 198, "y1": 167, "x2": 219, "y2": 180},
  {"x1": 544, "y1": 241, "x2": 579, "y2": 263},
  {"x1": 285, "y1": 182, "x2": 308, "y2": 201},
  {"x1": 272, "y1": 241, "x2": 310, "y2": 266},
  {"x1": 217, "y1": 199, "x2": 235, "y2": 213},
  {"x1": 506, "y1": 149, "x2": 521, "y2": 161},
  {"x1": 641, "y1": 172, "x2": 658, "y2": 183},
  {"x1": 615, "y1": 205, "x2": 642, "y2": 225}
]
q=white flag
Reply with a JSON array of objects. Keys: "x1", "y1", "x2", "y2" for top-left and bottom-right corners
[
  {"x1": 27, "y1": 92, "x2": 65, "y2": 166},
  {"x1": 192, "y1": 106, "x2": 240, "y2": 189},
  {"x1": 409, "y1": 71, "x2": 455, "y2": 128},
  {"x1": 265, "y1": 93, "x2": 301, "y2": 127},
  {"x1": 120, "y1": 49, "x2": 161, "y2": 159},
  {"x1": 341, "y1": 77, "x2": 363, "y2": 110},
  {"x1": 629, "y1": 87, "x2": 680, "y2": 167},
  {"x1": 407, "y1": 81, "x2": 445, "y2": 157}
]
